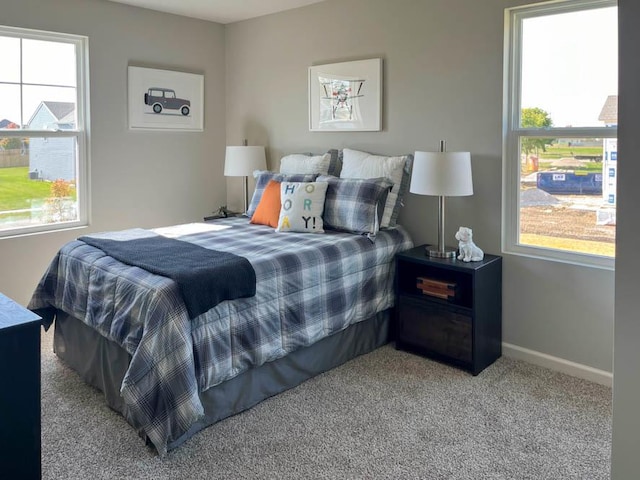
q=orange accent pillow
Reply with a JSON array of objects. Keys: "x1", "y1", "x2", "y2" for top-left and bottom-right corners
[{"x1": 250, "y1": 179, "x2": 281, "y2": 228}]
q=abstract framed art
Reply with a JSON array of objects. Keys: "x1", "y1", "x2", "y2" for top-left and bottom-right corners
[
  {"x1": 128, "y1": 66, "x2": 204, "y2": 131},
  {"x1": 308, "y1": 58, "x2": 382, "y2": 132}
]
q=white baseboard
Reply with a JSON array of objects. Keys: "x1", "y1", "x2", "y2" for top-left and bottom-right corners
[{"x1": 502, "y1": 342, "x2": 613, "y2": 387}]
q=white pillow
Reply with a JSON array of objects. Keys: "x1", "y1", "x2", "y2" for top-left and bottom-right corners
[
  {"x1": 280, "y1": 153, "x2": 331, "y2": 175},
  {"x1": 276, "y1": 181, "x2": 328, "y2": 233},
  {"x1": 340, "y1": 148, "x2": 409, "y2": 228}
]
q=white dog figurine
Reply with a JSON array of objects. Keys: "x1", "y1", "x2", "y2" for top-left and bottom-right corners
[{"x1": 455, "y1": 226, "x2": 484, "y2": 262}]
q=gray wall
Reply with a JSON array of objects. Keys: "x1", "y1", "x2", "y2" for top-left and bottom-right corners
[
  {"x1": 0, "y1": 0, "x2": 227, "y2": 304},
  {"x1": 225, "y1": 0, "x2": 614, "y2": 372},
  {"x1": 612, "y1": 0, "x2": 640, "y2": 477},
  {"x1": 3, "y1": 0, "x2": 636, "y2": 474}
]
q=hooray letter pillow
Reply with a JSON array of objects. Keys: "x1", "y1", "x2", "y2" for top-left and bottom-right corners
[
  {"x1": 247, "y1": 171, "x2": 318, "y2": 218},
  {"x1": 276, "y1": 181, "x2": 328, "y2": 233}
]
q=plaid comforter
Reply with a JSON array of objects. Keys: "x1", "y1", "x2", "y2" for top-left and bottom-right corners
[{"x1": 28, "y1": 218, "x2": 413, "y2": 455}]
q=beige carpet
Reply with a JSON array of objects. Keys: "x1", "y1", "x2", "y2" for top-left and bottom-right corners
[{"x1": 41, "y1": 327, "x2": 611, "y2": 479}]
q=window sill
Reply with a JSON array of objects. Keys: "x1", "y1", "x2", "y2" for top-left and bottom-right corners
[
  {"x1": 0, "y1": 222, "x2": 89, "y2": 241},
  {"x1": 502, "y1": 243, "x2": 614, "y2": 271}
]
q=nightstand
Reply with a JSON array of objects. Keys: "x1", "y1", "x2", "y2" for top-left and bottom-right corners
[
  {"x1": 394, "y1": 245, "x2": 502, "y2": 375},
  {"x1": 204, "y1": 212, "x2": 244, "y2": 221},
  {"x1": 204, "y1": 214, "x2": 225, "y2": 221},
  {"x1": 0, "y1": 293, "x2": 42, "y2": 479}
]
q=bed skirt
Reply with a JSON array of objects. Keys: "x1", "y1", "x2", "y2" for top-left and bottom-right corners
[{"x1": 52, "y1": 309, "x2": 391, "y2": 452}]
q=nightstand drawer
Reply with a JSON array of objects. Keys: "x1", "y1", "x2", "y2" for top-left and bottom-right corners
[{"x1": 397, "y1": 296, "x2": 472, "y2": 364}]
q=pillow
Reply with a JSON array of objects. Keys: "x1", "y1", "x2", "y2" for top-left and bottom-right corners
[
  {"x1": 279, "y1": 153, "x2": 331, "y2": 175},
  {"x1": 276, "y1": 181, "x2": 328, "y2": 233},
  {"x1": 250, "y1": 179, "x2": 281, "y2": 228},
  {"x1": 318, "y1": 175, "x2": 392, "y2": 239},
  {"x1": 247, "y1": 171, "x2": 318, "y2": 218},
  {"x1": 340, "y1": 148, "x2": 413, "y2": 228}
]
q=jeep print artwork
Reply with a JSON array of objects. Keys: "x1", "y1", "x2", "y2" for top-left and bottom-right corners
[{"x1": 144, "y1": 87, "x2": 191, "y2": 116}]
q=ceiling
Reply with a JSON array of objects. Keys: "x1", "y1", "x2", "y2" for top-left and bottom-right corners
[{"x1": 106, "y1": 0, "x2": 327, "y2": 24}]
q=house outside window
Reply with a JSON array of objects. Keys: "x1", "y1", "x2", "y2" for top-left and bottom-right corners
[
  {"x1": 0, "y1": 26, "x2": 89, "y2": 237},
  {"x1": 503, "y1": 0, "x2": 617, "y2": 269}
]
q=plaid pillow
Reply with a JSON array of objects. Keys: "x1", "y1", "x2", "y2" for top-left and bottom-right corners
[
  {"x1": 247, "y1": 171, "x2": 318, "y2": 218},
  {"x1": 318, "y1": 175, "x2": 393, "y2": 240},
  {"x1": 340, "y1": 149, "x2": 413, "y2": 228}
]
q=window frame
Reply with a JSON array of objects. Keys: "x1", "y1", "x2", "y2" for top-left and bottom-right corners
[
  {"x1": 502, "y1": 0, "x2": 617, "y2": 270},
  {"x1": 0, "y1": 25, "x2": 90, "y2": 238}
]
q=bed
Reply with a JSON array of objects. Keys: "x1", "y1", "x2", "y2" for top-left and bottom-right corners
[
  {"x1": 29, "y1": 147, "x2": 415, "y2": 455},
  {"x1": 29, "y1": 217, "x2": 413, "y2": 455}
]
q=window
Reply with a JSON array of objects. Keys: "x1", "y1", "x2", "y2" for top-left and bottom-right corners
[
  {"x1": 503, "y1": 0, "x2": 617, "y2": 269},
  {"x1": 0, "y1": 26, "x2": 89, "y2": 237}
]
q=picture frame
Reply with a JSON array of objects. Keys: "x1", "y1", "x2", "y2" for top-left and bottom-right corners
[
  {"x1": 128, "y1": 66, "x2": 204, "y2": 131},
  {"x1": 308, "y1": 58, "x2": 382, "y2": 132}
]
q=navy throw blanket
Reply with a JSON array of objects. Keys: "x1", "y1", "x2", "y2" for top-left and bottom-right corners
[{"x1": 78, "y1": 234, "x2": 256, "y2": 319}]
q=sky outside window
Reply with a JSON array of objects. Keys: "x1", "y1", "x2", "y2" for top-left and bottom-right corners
[
  {"x1": 521, "y1": 6, "x2": 617, "y2": 128},
  {"x1": 0, "y1": 36, "x2": 77, "y2": 128}
]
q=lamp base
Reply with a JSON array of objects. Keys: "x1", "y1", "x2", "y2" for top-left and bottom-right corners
[{"x1": 425, "y1": 245, "x2": 457, "y2": 259}]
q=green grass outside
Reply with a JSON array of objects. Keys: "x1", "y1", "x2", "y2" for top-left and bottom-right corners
[
  {"x1": 536, "y1": 161, "x2": 603, "y2": 172},
  {"x1": 0, "y1": 166, "x2": 54, "y2": 211},
  {"x1": 539, "y1": 144, "x2": 603, "y2": 159},
  {"x1": 523, "y1": 142, "x2": 605, "y2": 175},
  {"x1": 0, "y1": 165, "x2": 77, "y2": 226}
]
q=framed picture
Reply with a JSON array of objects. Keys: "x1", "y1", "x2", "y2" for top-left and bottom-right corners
[
  {"x1": 308, "y1": 58, "x2": 382, "y2": 132},
  {"x1": 128, "y1": 66, "x2": 204, "y2": 131}
]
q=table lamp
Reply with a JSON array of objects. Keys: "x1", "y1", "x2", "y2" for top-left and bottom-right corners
[
  {"x1": 410, "y1": 140, "x2": 473, "y2": 258},
  {"x1": 224, "y1": 143, "x2": 267, "y2": 214}
]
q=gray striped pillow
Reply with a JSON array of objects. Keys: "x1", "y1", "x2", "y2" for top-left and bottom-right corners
[
  {"x1": 339, "y1": 149, "x2": 413, "y2": 228},
  {"x1": 318, "y1": 175, "x2": 393, "y2": 240}
]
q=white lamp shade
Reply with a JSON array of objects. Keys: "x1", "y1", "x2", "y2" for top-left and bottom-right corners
[
  {"x1": 410, "y1": 151, "x2": 473, "y2": 196},
  {"x1": 224, "y1": 146, "x2": 267, "y2": 177}
]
